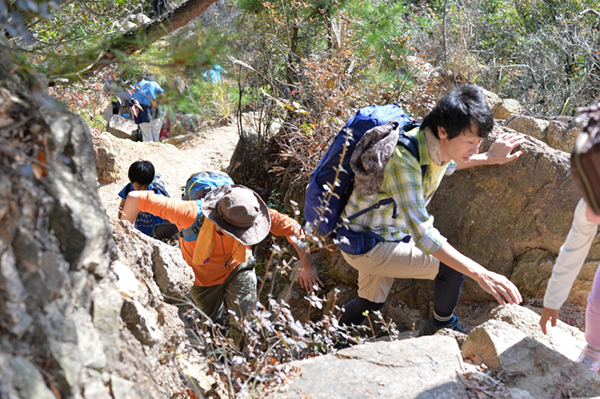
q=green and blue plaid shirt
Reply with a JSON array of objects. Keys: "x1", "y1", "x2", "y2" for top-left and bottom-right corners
[{"x1": 341, "y1": 128, "x2": 457, "y2": 255}]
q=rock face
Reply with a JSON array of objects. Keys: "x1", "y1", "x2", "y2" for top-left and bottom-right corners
[
  {"x1": 493, "y1": 99, "x2": 523, "y2": 119},
  {"x1": 93, "y1": 133, "x2": 123, "y2": 184},
  {"x1": 273, "y1": 336, "x2": 468, "y2": 399},
  {"x1": 108, "y1": 114, "x2": 137, "y2": 140},
  {"x1": 0, "y1": 88, "x2": 219, "y2": 397},
  {"x1": 274, "y1": 305, "x2": 599, "y2": 399},
  {"x1": 111, "y1": 219, "x2": 194, "y2": 300}
]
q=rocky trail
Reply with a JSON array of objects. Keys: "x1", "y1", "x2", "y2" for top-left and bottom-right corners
[
  {"x1": 89, "y1": 115, "x2": 597, "y2": 399},
  {"x1": 96, "y1": 123, "x2": 239, "y2": 219}
]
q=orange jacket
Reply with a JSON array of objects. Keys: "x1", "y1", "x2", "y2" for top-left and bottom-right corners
[{"x1": 138, "y1": 192, "x2": 302, "y2": 286}]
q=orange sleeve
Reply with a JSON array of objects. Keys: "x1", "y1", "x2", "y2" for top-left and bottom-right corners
[
  {"x1": 268, "y1": 209, "x2": 304, "y2": 243},
  {"x1": 138, "y1": 192, "x2": 199, "y2": 230}
]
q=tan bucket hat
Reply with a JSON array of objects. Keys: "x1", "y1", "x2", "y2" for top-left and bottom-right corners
[{"x1": 201, "y1": 185, "x2": 271, "y2": 246}]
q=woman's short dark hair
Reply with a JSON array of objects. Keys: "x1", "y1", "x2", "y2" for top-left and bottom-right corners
[
  {"x1": 421, "y1": 83, "x2": 494, "y2": 139},
  {"x1": 128, "y1": 160, "x2": 155, "y2": 185}
]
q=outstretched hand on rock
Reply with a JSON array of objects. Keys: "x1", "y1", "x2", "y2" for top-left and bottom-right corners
[
  {"x1": 475, "y1": 269, "x2": 523, "y2": 306},
  {"x1": 486, "y1": 133, "x2": 526, "y2": 165}
]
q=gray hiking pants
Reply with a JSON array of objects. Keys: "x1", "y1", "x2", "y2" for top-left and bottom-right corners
[{"x1": 190, "y1": 256, "x2": 257, "y2": 346}]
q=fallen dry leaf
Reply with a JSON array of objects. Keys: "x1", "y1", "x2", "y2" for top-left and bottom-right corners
[{"x1": 0, "y1": 115, "x2": 14, "y2": 128}]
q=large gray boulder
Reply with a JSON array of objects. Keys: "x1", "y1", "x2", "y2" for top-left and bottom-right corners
[
  {"x1": 273, "y1": 305, "x2": 596, "y2": 399},
  {"x1": 462, "y1": 306, "x2": 598, "y2": 398},
  {"x1": 0, "y1": 76, "x2": 219, "y2": 397},
  {"x1": 489, "y1": 305, "x2": 585, "y2": 357},
  {"x1": 272, "y1": 336, "x2": 469, "y2": 398},
  {"x1": 108, "y1": 114, "x2": 137, "y2": 140}
]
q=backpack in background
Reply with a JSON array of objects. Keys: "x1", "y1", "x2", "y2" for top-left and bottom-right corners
[
  {"x1": 151, "y1": 173, "x2": 170, "y2": 197},
  {"x1": 180, "y1": 171, "x2": 234, "y2": 241},
  {"x1": 153, "y1": 171, "x2": 234, "y2": 240},
  {"x1": 571, "y1": 102, "x2": 600, "y2": 215},
  {"x1": 303, "y1": 104, "x2": 421, "y2": 240}
]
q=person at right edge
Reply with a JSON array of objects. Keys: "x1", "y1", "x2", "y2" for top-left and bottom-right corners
[
  {"x1": 539, "y1": 101, "x2": 600, "y2": 372},
  {"x1": 338, "y1": 83, "x2": 524, "y2": 336}
]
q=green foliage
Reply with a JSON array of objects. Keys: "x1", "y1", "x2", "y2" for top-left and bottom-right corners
[
  {"x1": 24, "y1": 1, "x2": 143, "y2": 76},
  {"x1": 344, "y1": 0, "x2": 413, "y2": 72},
  {"x1": 434, "y1": 0, "x2": 600, "y2": 114},
  {"x1": 236, "y1": 0, "x2": 265, "y2": 13},
  {"x1": 178, "y1": 79, "x2": 251, "y2": 123}
]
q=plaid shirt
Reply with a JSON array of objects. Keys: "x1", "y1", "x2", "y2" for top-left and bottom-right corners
[{"x1": 341, "y1": 128, "x2": 457, "y2": 255}]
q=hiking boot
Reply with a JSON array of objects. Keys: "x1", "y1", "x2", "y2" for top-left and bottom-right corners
[
  {"x1": 418, "y1": 315, "x2": 471, "y2": 337},
  {"x1": 333, "y1": 341, "x2": 352, "y2": 350},
  {"x1": 577, "y1": 345, "x2": 600, "y2": 372}
]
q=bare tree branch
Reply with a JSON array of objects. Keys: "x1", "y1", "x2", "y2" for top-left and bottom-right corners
[{"x1": 80, "y1": 0, "x2": 218, "y2": 77}]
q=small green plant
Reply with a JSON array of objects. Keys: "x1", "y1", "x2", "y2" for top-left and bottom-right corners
[{"x1": 178, "y1": 80, "x2": 244, "y2": 125}]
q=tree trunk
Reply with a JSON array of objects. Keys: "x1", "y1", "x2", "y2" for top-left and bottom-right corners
[{"x1": 286, "y1": 17, "x2": 299, "y2": 86}]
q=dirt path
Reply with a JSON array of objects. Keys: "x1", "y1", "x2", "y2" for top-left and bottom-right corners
[{"x1": 97, "y1": 123, "x2": 239, "y2": 219}]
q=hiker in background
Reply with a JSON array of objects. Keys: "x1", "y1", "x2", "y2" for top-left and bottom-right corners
[
  {"x1": 121, "y1": 182, "x2": 322, "y2": 346},
  {"x1": 152, "y1": 0, "x2": 169, "y2": 16},
  {"x1": 203, "y1": 65, "x2": 226, "y2": 84},
  {"x1": 117, "y1": 160, "x2": 169, "y2": 237},
  {"x1": 128, "y1": 75, "x2": 164, "y2": 142},
  {"x1": 337, "y1": 83, "x2": 525, "y2": 336},
  {"x1": 159, "y1": 112, "x2": 173, "y2": 141},
  {"x1": 103, "y1": 79, "x2": 133, "y2": 119}
]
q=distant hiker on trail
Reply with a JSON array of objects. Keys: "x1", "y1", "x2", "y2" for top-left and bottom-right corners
[
  {"x1": 121, "y1": 179, "x2": 322, "y2": 346},
  {"x1": 539, "y1": 103, "x2": 600, "y2": 372},
  {"x1": 128, "y1": 75, "x2": 164, "y2": 142},
  {"x1": 117, "y1": 160, "x2": 169, "y2": 237},
  {"x1": 336, "y1": 83, "x2": 525, "y2": 336},
  {"x1": 203, "y1": 65, "x2": 226, "y2": 84},
  {"x1": 152, "y1": 0, "x2": 169, "y2": 16}
]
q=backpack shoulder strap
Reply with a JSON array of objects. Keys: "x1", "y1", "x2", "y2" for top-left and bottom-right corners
[
  {"x1": 123, "y1": 182, "x2": 133, "y2": 198},
  {"x1": 179, "y1": 201, "x2": 204, "y2": 242},
  {"x1": 397, "y1": 132, "x2": 428, "y2": 177}
]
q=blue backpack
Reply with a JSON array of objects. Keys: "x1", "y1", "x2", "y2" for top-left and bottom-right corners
[
  {"x1": 303, "y1": 104, "x2": 423, "y2": 252},
  {"x1": 179, "y1": 171, "x2": 234, "y2": 241}
]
